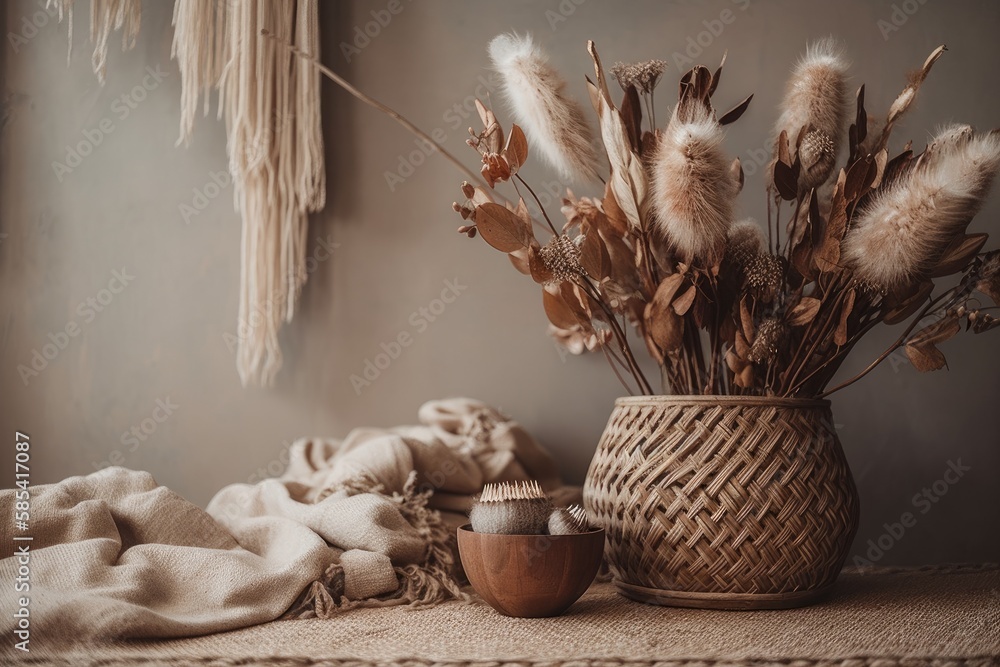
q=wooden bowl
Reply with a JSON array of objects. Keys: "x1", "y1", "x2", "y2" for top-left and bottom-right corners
[{"x1": 456, "y1": 524, "x2": 605, "y2": 617}]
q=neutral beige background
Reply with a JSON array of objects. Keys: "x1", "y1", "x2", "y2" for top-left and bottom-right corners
[{"x1": 1, "y1": 0, "x2": 997, "y2": 565}]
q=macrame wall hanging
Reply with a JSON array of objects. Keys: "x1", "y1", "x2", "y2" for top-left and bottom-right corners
[
  {"x1": 49, "y1": 0, "x2": 142, "y2": 84},
  {"x1": 52, "y1": 0, "x2": 326, "y2": 387}
]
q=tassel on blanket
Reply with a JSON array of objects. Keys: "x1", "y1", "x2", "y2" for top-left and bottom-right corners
[{"x1": 286, "y1": 472, "x2": 469, "y2": 619}]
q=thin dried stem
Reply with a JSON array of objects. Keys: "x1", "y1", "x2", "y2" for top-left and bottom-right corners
[
  {"x1": 260, "y1": 29, "x2": 491, "y2": 193},
  {"x1": 515, "y1": 174, "x2": 559, "y2": 236},
  {"x1": 579, "y1": 278, "x2": 653, "y2": 394},
  {"x1": 599, "y1": 342, "x2": 636, "y2": 396},
  {"x1": 819, "y1": 287, "x2": 958, "y2": 398}
]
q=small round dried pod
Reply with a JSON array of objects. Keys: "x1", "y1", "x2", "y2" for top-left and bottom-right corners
[
  {"x1": 470, "y1": 481, "x2": 553, "y2": 535},
  {"x1": 547, "y1": 504, "x2": 591, "y2": 535},
  {"x1": 745, "y1": 253, "x2": 786, "y2": 303}
]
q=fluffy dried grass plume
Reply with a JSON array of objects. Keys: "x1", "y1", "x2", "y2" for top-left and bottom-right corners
[
  {"x1": 842, "y1": 126, "x2": 1000, "y2": 289},
  {"x1": 488, "y1": 33, "x2": 600, "y2": 183},
  {"x1": 650, "y1": 104, "x2": 736, "y2": 265},
  {"x1": 774, "y1": 39, "x2": 851, "y2": 189}
]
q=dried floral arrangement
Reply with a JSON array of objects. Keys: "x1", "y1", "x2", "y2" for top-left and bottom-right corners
[{"x1": 448, "y1": 35, "x2": 1000, "y2": 398}]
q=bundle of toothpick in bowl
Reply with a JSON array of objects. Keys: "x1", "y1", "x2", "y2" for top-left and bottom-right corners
[{"x1": 457, "y1": 481, "x2": 605, "y2": 617}]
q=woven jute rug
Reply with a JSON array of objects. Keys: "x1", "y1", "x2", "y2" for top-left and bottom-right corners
[{"x1": 10, "y1": 565, "x2": 999, "y2": 666}]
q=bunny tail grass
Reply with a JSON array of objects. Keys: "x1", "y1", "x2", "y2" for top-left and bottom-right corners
[
  {"x1": 842, "y1": 127, "x2": 1000, "y2": 289},
  {"x1": 650, "y1": 105, "x2": 736, "y2": 265},
  {"x1": 489, "y1": 32, "x2": 601, "y2": 184}
]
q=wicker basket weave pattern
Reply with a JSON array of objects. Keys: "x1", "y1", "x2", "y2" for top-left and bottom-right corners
[{"x1": 584, "y1": 396, "x2": 860, "y2": 603}]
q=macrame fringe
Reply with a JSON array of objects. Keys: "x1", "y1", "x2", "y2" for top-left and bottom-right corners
[
  {"x1": 286, "y1": 472, "x2": 470, "y2": 620},
  {"x1": 49, "y1": 0, "x2": 142, "y2": 84},
  {"x1": 172, "y1": 0, "x2": 326, "y2": 387}
]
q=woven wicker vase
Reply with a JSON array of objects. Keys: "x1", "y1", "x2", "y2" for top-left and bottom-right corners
[{"x1": 584, "y1": 395, "x2": 859, "y2": 610}]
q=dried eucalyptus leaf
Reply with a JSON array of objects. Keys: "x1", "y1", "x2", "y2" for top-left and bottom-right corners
[
  {"x1": 855, "y1": 85, "x2": 867, "y2": 145},
  {"x1": 883, "y1": 280, "x2": 933, "y2": 325},
  {"x1": 733, "y1": 329, "x2": 750, "y2": 358},
  {"x1": 672, "y1": 284, "x2": 697, "y2": 316},
  {"x1": 620, "y1": 85, "x2": 643, "y2": 153},
  {"x1": 646, "y1": 301, "x2": 684, "y2": 354},
  {"x1": 604, "y1": 232, "x2": 641, "y2": 289},
  {"x1": 543, "y1": 289, "x2": 582, "y2": 329},
  {"x1": 694, "y1": 65, "x2": 713, "y2": 102},
  {"x1": 773, "y1": 159, "x2": 799, "y2": 201},
  {"x1": 731, "y1": 157, "x2": 744, "y2": 193},
  {"x1": 787, "y1": 195, "x2": 810, "y2": 247},
  {"x1": 904, "y1": 341, "x2": 947, "y2": 372},
  {"x1": 564, "y1": 282, "x2": 594, "y2": 320},
  {"x1": 476, "y1": 202, "x2": 533, "y2": 252},
  {"x1": 815, "y1": 170, "x2": 848, "y2": 272},
  {"x1": 653, "y1": 273, "x2": 686, "y2": 308},
  {"x1": 930, "y1": 233, "x2": 988, "y2": 277},
  {"x1": 709, "y1": 50, "x2": 727, "y2": 97},
  {"x1": 777, "y1": 130, "x2": 791, "y2": 167},
  {"x1": 843, "y1": 154, "x2": 873, "y2": 202},
  {"x1": 580, "y1": 230, "x2": 612, "y2": 281},
  {"x1": 514, "y1": 198, "x2": 532, "y2": 228},
  {"x1": 718, "y1": 93, "x2": 753, "y2": 126},
  {"x1": 882, "y1": 149, "x2": 915, "y2": 188},
  {"x1": 739, "y1": 297, "x2": 755, "y2": 341},
  {"x1": 792, "y1": 235, "x2": 817, "y2": 282},
  {"x1": 509, "y1": 248, "x2": 531, "y2": 275},
  {"x1": 601, "y1": 182, "x2": 630, "y2": 237},
  {"x1": 909, "y1": 314, "x2": 961, "y2": 347},
  {"x1": 585, "y1": 77, "x2": 601, "y2": 116},
  {"x1": 787, "y1": 297, "x2": 822, "y2": 326},
  {"x1": 870, "y1": 148, "x2": 889, "y2": 190},
  {"x1": 904, "y1": 314, "x2": 961, "y2": 370},
  {"x1": 834, "y1": 289, "x2": 856, "y2": 346},
  {"x1": 504, "y1": 124, "x2": 528, "y2": 173}
]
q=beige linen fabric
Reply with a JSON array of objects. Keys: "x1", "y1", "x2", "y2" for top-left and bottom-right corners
[{"x1": 0, "y1": 399, "x2": 572, "y2": 646}]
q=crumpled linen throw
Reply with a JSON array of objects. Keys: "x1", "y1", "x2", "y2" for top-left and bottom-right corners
[{"x1": 0, "y1": 398, "x2": 576, "y2": 643}]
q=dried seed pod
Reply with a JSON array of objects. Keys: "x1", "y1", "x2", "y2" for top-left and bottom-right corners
[
  {"x1": 470, "y1": 481, "x2": 553, "y2": 535},
  {"x1": 798, "y1": 129, "x2": 837, "y2": 189},
  {"x1": 745, "y1": 253, "x2": 786, "y2": 302},
  {"x1": 724, "y1": 219, "x2": 765, "y2": 270},
  {"x1": 539, "y1": 234, "x2": 585, "y2": 284},
  {"x1": 748, "y1": 317, "x2": 788, "y2": 364},
  {"x1": 547, "y1": 504, "x2": 592, "y2": 535}
]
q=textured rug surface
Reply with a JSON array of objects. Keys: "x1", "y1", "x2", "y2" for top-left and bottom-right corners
[{"x1": 9, "y1": 565, "x2": 999, "y2": 666}]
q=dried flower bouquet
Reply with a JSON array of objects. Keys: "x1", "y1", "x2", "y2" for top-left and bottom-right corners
[{"x1": 450, "y1": 35, "x2": 1000, "y2": 398}]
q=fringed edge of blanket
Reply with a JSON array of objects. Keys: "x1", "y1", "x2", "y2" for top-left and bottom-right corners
[{"x1": 286, "y1": 472, "x2": 470, "y2": 619}]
